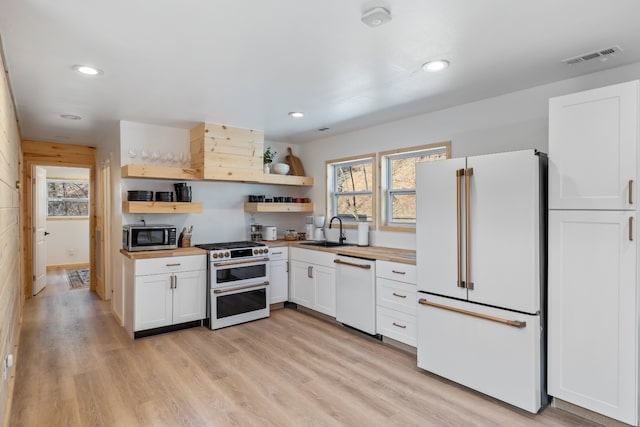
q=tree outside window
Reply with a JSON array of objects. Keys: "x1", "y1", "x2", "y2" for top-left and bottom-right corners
[
  {"x1": 327, "y1": 155, "x2": 376, "y2": 225},
  {"x1": 47, "y1": 180, "x2": 90, "y2": 217}
]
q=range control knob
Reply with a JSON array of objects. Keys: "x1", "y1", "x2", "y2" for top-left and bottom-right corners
[
  {"x1": 224, "y1": 252, "x2": 230, "y2": 258},
  {"x1": 254, "y1": 249, "x2": 259, "y2": 255},
  {"x1": 212, "y1": 253, "x2": 218, "y2": 259}
]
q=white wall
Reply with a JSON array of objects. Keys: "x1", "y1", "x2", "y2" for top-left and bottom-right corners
[
  {"x1": 300, "y1": 61, "x2": 640, "y2": 250},
  {"x1": 44, "y1": 166, "x2": 90, "y2": 267}
]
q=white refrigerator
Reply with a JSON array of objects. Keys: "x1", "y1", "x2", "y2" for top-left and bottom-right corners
[{"x1": 415, "y1": 149, "x2": 548, "y2": 413}]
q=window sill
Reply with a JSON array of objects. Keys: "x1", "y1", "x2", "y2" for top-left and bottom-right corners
[{"x1": 378, "y1": 225, "x2": 415, "y2": 233}]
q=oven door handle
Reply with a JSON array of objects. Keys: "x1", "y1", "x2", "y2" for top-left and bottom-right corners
[
  {"x1": 213, "y1": 281, "x2": 270, "y2": 294},
  {"x1": 213, "y1": 257, "x2": 270, "y2": 267}
]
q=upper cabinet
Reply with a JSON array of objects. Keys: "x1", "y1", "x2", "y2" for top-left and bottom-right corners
[
  {"x1": 121, "y1": 122, "x2": 313, "y2": 186},
  {"x1": 549, "y1": 80, "x2": 639, "y2": 210}
]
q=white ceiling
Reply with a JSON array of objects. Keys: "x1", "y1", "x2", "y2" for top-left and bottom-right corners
[{"x1": 1, "y1": 0, "x2": 640, "y2": 148}]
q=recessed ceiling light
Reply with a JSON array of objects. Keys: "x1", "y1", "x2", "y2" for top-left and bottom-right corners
[
  {"x1": 289, "y1": 112, "x2": 304, "y2": 118},
  {"x1": 60, "y1": 114, "x2": 82, "y2": 120},
  {"x1": 72, "y1": 65, "x2": 103, "y2": 76},
  {"x1": 422, "y1": 60, "x2": 450, "y2": 72}
]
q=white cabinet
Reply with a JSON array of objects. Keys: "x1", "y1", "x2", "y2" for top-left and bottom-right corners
[
  {"x1": 549, "y1": 80, "x2": 638, "y2": 210},
  {"x1": 548, "y1": 211, "x2": 637, "y2": 424},
  {"x1": 269, "y1": 246, "x2": 289, "y2": 304},
  {"x1": 124, "y1": 254, "x2": 207, "y2": 338},
  {"x1": 376, "y1": 261, "x2": 417, "y2": 346},
  {"x1": 290, "y1": 248, "x2": 336, "y2": 317},
  {"x1": 548, "y1": 80, "x2": 639, "y2": 425}
]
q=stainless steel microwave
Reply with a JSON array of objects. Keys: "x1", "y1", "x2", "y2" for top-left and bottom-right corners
[{"x1": 122, "y1": 224, "x2": 177, "y2": 251}]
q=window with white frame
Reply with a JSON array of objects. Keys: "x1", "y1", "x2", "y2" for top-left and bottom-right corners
[
  {"x1": 326, "y1": 154, "x2": 376, "y2": 225},
  {"x1": 47, "y1": 179, "x2": 90, "y2": 217},
  {"x1": 380, "y1": 142, "x2": 450, "y2": 229}
]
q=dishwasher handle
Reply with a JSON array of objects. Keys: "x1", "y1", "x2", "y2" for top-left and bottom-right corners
[{"x1": 334, "y1": 259, "x2": 371, "y2": 269}]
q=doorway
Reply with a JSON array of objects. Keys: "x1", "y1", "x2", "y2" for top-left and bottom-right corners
[{"x1": 21, "y1": 141, "x2": 98, "y2": 299}]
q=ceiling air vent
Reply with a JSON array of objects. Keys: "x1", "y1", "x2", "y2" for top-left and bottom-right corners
[{"x1": 562, "y1": 46, "x2": 623, "y2": 65}]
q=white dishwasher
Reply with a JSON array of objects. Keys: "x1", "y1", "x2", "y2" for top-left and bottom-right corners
[{"x1": 335, "y1": 254, "x2": 377, "y2": 335}]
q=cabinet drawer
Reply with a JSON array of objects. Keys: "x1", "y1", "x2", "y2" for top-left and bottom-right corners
[
  {"x1": 376, "y1": 278, "x2": 416, "y2": 315},
  {"x1": 376, "y1": 260, "x2": 416, "y2": 284},
  {"x1": 290, "y1": 247, "x2": 335, "y2": 266},
  {"x1": 136, "y1": 254, "x2": 207, "y2": 276},
  {"x1": 268, "y1": 246, "x2": 289, "y2": 261},
  {"x1": 376, "y1": 306, "x2": 416, "y2": 347}
]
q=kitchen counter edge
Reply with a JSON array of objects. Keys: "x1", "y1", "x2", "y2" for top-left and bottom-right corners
[
  {"x1": 264, "y1": 240, "x2": 416, "y2": 265},
  {"x1": 120, "y1": 247, "x2": 209, "y2": 260}
]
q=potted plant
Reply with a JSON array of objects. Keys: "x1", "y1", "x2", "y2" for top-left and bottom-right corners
[{"x1": 263, "y1": 146, "x2": 276, "y2": 174}]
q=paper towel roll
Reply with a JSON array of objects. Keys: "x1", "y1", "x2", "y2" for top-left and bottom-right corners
[{"x1": 357, "y1": 222, "x2": 369, "y2": 246}]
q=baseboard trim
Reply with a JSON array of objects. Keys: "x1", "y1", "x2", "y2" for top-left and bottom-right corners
[{"x1": 46, "y1": 263, "x2": 90, "y2": 272}]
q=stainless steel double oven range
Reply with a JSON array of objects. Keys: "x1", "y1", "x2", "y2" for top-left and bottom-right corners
[{"x1": 196, "y1": 241, "x2": 270, "y2": 329}]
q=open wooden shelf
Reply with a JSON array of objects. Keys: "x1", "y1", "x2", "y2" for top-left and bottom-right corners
[
  {"x1": 121, "y1": 164, "x2": 202, "y2": 180},
  {"x1": 122, "y1": 164, "x2": 314, "y2": 186},
  {"x1": 123, "y1": 201, "x2": 203, "y2": 214},
  {"x1": 244, "y1": 202, "x2": 313, "y2": 213},
  {"x1": 258, "y1": 174, "x2": 314, "y2": 186}
]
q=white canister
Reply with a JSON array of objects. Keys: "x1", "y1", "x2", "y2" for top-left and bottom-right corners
[
  {"x1": 263, "y1": 226, "x2": 277, "y2": 241},
  {"x1": 357, "y1": 222, "x2": 369, "y2": 246},
  {"x1": 314, "y1": 228, "x2": 325, "y2": 241}
]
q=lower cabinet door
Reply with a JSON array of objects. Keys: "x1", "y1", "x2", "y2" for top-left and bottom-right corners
[
  {"x1": 313, "y1": 265, "x2": 336, "y2": 317},
  {"x1": 290, "y1": 260, "x2": 313, "y2": 308},
  {"x1": 269, "y1": 259, "x2": 288, "y2": 304},
  {"x1": 135, "y1": 273, "x2": 173, "y2": 331},
  {"x1": 548, "y1": 210, "x2": 637, "y2": 424},
  {"x1": 172, "y1": 269, "x2": 207, "y2": 324}
]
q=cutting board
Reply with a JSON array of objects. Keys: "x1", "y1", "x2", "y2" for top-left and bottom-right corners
[{"x1": 285, "y1": 147, "x2": 305, "y2": 176}]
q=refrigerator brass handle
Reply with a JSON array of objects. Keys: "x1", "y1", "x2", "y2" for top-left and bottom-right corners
[
  {"x1": 214, "y1": 257, "x2": 269, "y2": 267},
  {"x1": 392, "y1": 292, "x2": 407, "y2": 298},
  {"x1": 465, "y1": 168, "x2": 474, "y2": 290},
  {"x1": 392, "y1": 322, "x2": 407, "y2": 329},
  {"x1": 213, "y1": 281, "x2": 269, "y2": 294},
  {"x1": 333, "y1": 259, "x2": 371, "y2": 269},
  {"x1": 391, "y1": 270, "x2": 406, "y2": 275},
  {"x1": 630, "y1": 180, "x2": 634, "y2": 205},
  {"x1": 418, "y1": 298, "x2": 526, "y2": 328},
  {"x1": 630, "y1": 217, "x2": 634, "y2": 242},
  {"x1": 456, "y1": 168, "x2": 465, "y2": 288}
]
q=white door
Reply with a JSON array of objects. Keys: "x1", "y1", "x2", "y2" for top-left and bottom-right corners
[
  {"x1": 269, "y1": 258, "x2": 288, "y2": 304},
  {"x1": 416, "y1": 157, "x2": 467, "y2": 299},
  {"x1": 134, "y1": 274, "x2": 173, "y2": 331},
  {"x1": 32, "y1": 165, "x2": 47, "y2": 295},
  {"x1": 313, "y1": 264, "x2": 336, "y2": 317},
  {"x1": 466, "y1": 150, "x2": 541, "y2": 313},
  {"x1": 290, "y1": 260, "x2": 313, "y2": 308},
  {"x1": 172, "y1": 269, "x2": 207, "y2": 324},
  {"x1": 549, "y1": 80, "x2": 638, "y2": 210},
  {"x1": 548, "y1": 210, "x2": 637, "y2": 425}
]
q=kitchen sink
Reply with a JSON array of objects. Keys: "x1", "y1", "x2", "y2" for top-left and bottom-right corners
[{"x1": 300, "y1": 241, "x2": 354, "y2": 248}]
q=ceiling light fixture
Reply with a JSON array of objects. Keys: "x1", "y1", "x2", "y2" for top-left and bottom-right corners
[
  {"x1": 422, "y1": 59, "x2": 450, "y2": 72},
  {"x1": 288, "y1": 112, "x2": 304, "y2": 118},
  {"x1": 60, "y1": 114, "x2": 82, "y2": 120},
  {"x1": 361, "y1": 7, "x2": 392, "y2": 27},
  {"x1": 72, "y1": 65, "x2": 103, "y2": 76}
]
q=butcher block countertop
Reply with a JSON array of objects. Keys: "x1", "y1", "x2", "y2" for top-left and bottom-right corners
[
  {"x1": 266, "y1": 240, "x2": 416, "y2": 265},
  {"x1": 120, "y1": 247, "x2": 208, "y2": 260}
]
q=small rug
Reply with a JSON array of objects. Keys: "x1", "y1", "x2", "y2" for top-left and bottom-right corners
[{"x1": 66, "y1": 268, "x2": 90, "y2": 290}]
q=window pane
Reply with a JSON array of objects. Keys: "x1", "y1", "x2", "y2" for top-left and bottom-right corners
[
  {"x1": 391, "y1": 193, "x2": 417, "y2": 223},
  {"x1": 336, "y1": 162, "x2": 373, "y2": 193},
  {"x1": 48, "y1": 182, "x2": 65, "y2": 198},
  {"x1": 48, "y1": 201, "x2": 89, "y2": 217},
  {"x1": 391, "y1": 152, "x2": 447, "y2": 189},
  {"x1": 336, "y1": 195, "x2": 372, "y2": 222},
  {"x1": 64, "y1": 182, "x2": 89, "y2": 198}
]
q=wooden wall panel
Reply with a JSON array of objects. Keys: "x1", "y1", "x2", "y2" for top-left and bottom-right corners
[{"x1": 0, "y1": 50, "x2": 22, "y2": 427}]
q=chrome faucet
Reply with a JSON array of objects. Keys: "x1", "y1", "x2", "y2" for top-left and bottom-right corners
[{"x1": 328, "y1": 216, "x2": 346, "y2": 245}]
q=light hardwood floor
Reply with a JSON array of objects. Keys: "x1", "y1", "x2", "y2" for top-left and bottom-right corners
[{"x1": 9, "y1": 271, "x2": 601, "y2": 427}]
